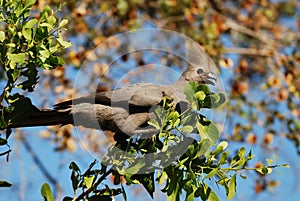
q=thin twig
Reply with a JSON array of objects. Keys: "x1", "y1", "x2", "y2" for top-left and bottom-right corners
[
  {"x1": 226, "y1": 20, "x2": 276, "y2": 46},
  {"x1": 74, "y1": 168, "x2": 113, "y2": 201},
  {"x1": 223, "y1": 47, "x2": 273, "y2": 56},
  {"x1": 18, "y1": 132, "x2": 63, "y2": 198}
]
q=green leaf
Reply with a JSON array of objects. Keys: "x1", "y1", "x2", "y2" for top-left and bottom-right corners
[
  {"x1": 84, "y1": 176, "x2": 94, "y2": 189},
  {"x1": 164, "y1": 167, "x2": 182, "y2": 201},
  {"x1": 196, "y1": 139, "x2": 212, "y2": 158},
  {"x1": 182, "y1": 125, "x2": 193, "y2": 133},
  {"x1": 62, "y1": 197, "x2": 73, "y2": 201},
  {"x1": 267, "y1": 158, "x2": 273, "y2": 166},
  {"x1": 186, "y1": 144, "x2": 195, "y2": 158},
  {"x1": 70, "y1": 171, "x2": 79, "y2": 192},
  {"x1": 230, "y1": 147, "x2": 247, "y2": 168},
  {"x1": 157, "y1": 171, "x2": 168, "y2": 185},
  {"x1": 168, "y1": 111, "x2": 179, "y2": 121},
  {"x1": 40, "y1": 22, "x2": 53, "y2": 30},
  {"x1": 22, "y1": 28, "x2": 32, "y2": 40},
  {"x1": 198, "y1": 84, "x2": 211, "y2": 93},
  {"x1": 25, "y1": 0, "x2": 37, "y2": 7},
  {"x1": 41, "y1": 183, "x2": 54, "y2": 201},
  {"x1": 213, "y1": 141, "x2": 228, "y2": 155},
  {"x1": 166, "y1": 182, "x2": 180, "y2": 201},
  {"x1": 197, "y1": 121, "x2": 219, "y2": 146},
  {"x1": 203, "y1": 92, "x2": 226, "y2": 108},
  {"x1": 24, "y1": 19, "x2": 38, "y2": 29},
  {"x1": 218, "y1": 152, "x2": 228, "y2": 165},
  {"x1": 18, "y1": 65, "x2": 38, "y2": 91},
  {"x1": 227, "y1": 174, "x2": 236, "y2": 200},
  {"x1": 69, "y1": 162, "x2": 80, "y2": 172},
  {"x1": 203, "y1": 185, "x2": 220, "y2": 201},
  {"x1": 194, "y1": 91, "x2": 206, "y2": 101},
  {"x1": 131, "y1": 173, "x2": 155, "y2": 198},
  {"x1": 47, "y1": 15, "x2": 56, "y2": 26},
  {"x1": 148, "y1": 119, "x2": 160, "y2": 130},
  {"x1": 0, "y1": 180, "x2": 12, "y2": 188},
  {"x1": 39, "y1": 49, "x2": 51, "y2": 62},
  {"x1": 205, "y1": 168, "x2": 219, "y2": 179},
  {"x1": 7, "y1": 53, "x2": 26, "y2": 68},
  {"x1": 185, "y1": 184, "x2": 197, "y2": 201},
  {"x1": 0, "y1": 138, "x2": 7, "y2": 146},
  {"x1": 184, "y1": 82, "x2": 197, "y2": 103},
  {"x1": 124, "y1": 159, "x2": 146, "y2": 175},
  {"x1": 256, "y1": 167, "x2": 272, "y2": 175},
  {"x1": 40, "y1": 5, "x2": 52, "y2": 20},
  {"x1": 0, "y1": 31, "x2": 5, "y2": 42},
  {"x1": 57, "y1": 35, "x2": 71, "y2": 48},
  {"x1": 43, "y1": 55, "x2": 64, "y2": 69},
  {"x1": 282, "y1": 164, "x2": 290, "y2": 168},
  {"x1": 208, "y1": 190, "x2": 219, "y2": 201},
  {"x1": 59, "y1": 19, "x2": 69, "y2": 27},
  {"x1": 173, "y1": 118, "x2": 180, "y2": 127},
  {"x1": 217, "y1": 92, "x2": 226, "y2": 105}
]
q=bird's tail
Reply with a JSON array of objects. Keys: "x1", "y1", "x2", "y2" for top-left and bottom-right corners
[{"x1": 6, "y1": 109, "x2": 73, "y2": 128}]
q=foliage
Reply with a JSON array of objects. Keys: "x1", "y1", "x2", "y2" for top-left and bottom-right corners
[
  {"x1": 41, "y1": 183, "x2": 54, "y2": 201},
  {"x1": 0, "y1": 0, "x2": 298, "y2": 200},
  {"x1": 0, "y1": 0, "x2": 70, "y2": 189},
  {"x1": 41, "y1": 82, "x2": 285, "y2": 201},
  {"x1": 0, "y1": 0, "x2": 70, "y2": 150}
]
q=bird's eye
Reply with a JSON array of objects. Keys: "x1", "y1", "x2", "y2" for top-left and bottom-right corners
[{"x1": 197, "y1": 68, "x2": 204, "y2": 74}]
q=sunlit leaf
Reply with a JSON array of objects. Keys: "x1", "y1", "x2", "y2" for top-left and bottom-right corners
[
  {"x1": 84, "y1": 176, "x2": 94, "y2": 189},
  {"x1": 227, "y1": 174, "x2": 236, "y2": 200},
  {"x1": 205, "y1": 168, "x2": 219, "y2": 179},
  {"x1": 195, "y1": 91, "x2": 206, "y2": 101},
  {"x1": 197, "y1": 121, "x2": 219, "y2": 146},
  {"x1": 59, "y1": 19, "x2": 69, "y2": 27},
  {"x1": 182, "y1": 125, "x2": 194, "y2": 133},
  {"x1": 25, "y1": 0, "x2": 36, "y2": 7},
  {"x1": 148, "y1": 119, "x2": 160, "y2": 130},
  {"x1": 24, "y1": 18, "x2": 38, "y2": 29},
  {"x1": 7, "y1": 53, "x2": 26, "y2": 68},
  {"x1": 0, "y1": 31, "x2": 5, "y2": 42},
  {"x1": 41, "y1": 183, "x2": 54, "y2": 201}
]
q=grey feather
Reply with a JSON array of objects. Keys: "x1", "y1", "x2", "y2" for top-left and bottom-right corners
[{"x1": 8, "y1": 66, "x2": 216, "y2": 136}]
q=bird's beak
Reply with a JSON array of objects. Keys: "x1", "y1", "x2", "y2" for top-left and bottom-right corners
[{"x1": 205, "y1": 72, "x2": 217, "y2": 85}]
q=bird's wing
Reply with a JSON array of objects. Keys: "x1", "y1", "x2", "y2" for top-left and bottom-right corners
[
  {"x1": 54, "y1": 83, "x2": 177, "y2": 110},
  {"x1": 112, "y1": 84, "x2": 175, "y2": 106}
]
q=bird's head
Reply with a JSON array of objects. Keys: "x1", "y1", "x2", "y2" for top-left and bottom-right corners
[{"x1": 179, "y1": 67, "x2": 217, "y2": 86}]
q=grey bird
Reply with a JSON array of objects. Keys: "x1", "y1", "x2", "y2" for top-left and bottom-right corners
[{"x1": 6, "y1": 66, "x2": 216, "y2": 137}]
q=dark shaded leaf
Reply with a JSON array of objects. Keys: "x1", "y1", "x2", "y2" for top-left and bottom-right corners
[
  {"x1": 0, "y1": 137, "x2": 7, "y2": 146},
  {"x1": 131, "y1": 173, "x2": 155, "y2": 198},
  {"x1": 0, "y1": 180, "x2": 12, "y2": 188}
]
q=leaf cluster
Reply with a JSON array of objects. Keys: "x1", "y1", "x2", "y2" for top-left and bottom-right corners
[
  {"x1": 0, "y1": 0, "x2": 71, "y2": 142},
  {"x1": 52, "y1": 82, "x2": 286, "y2": 201}
]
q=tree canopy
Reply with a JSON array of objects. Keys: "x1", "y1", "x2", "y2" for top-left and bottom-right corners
[{"x1": 0, "y1": 0, "x2": 299, "y2": 201}]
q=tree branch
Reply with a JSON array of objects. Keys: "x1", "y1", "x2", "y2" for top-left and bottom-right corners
[
  {"x1": 223, "y1": 47, "x2": 273, "y2": 56},
  {"x1": 74, "y1": 168, "x2": 113, "y2": 201},
  {"x1": 17, "y1": 131, "x2": 63, "y2": 199}
]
